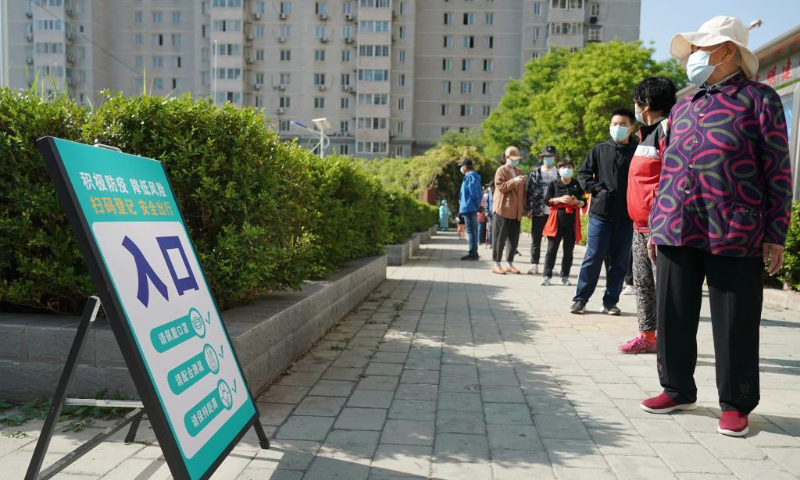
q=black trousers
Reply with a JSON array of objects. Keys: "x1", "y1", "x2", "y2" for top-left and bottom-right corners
[
  {"x1": 529, "y1": 215, "x2": 548, "y2": 265},
  {"x1": 543, "y1": 226, "x2": 575, "y2": 279},
  {"x1": 656, "y1": 245, "x2": 763, "y2": 413},
  {"x1": 625, "y1": 249, "x2": 634, "y2": 286},
  {"x1": 492, "y1": 215, "x2": 521, "y2": 263}
]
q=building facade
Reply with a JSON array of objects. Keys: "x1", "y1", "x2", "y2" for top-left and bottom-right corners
[{"x1": 2, "y1": 0, "x2": 640, "y2": 158}]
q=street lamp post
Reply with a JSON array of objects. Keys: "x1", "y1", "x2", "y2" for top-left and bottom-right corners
[{"x1": 290, "y1": 118, "x2": 331, "y2": 158}]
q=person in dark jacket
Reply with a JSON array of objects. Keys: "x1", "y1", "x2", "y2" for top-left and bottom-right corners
[
  {"x1": 571, "y1": 108, "x2": 638, "y2": 315},
  {"x1": 541, "y1": 158, "x2": 585, "y2": 286},
  {"x1": 525, "y1": 145, "x2": 560, "y2": 275}
]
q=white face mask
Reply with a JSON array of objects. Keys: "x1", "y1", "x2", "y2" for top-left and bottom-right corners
[
  {"x1": 686, "y1": 45, "x2": 725, "y2": 87},
  {"x1": 559, "y1": 168, "x2": 573, "y2": 179},
  {"x1": 460, "y1": 166, "x2": 467, "y2": 175},
  {"x1": 507, "y1": 159, "x2": 519, "y2": 168}
]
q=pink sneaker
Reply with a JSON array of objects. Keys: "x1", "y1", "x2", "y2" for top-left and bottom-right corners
[
  {"x1": 618, "y1": 335, "x2": 656, "y2": 354},
  {"x1": 641, "y1": 393, "x2": 697, "y2": 414},
  {"x1": 718, "y1": 411, "x2": 749, "y2": 437}
]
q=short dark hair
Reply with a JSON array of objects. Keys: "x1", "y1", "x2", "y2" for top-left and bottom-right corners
[
  {"x1": 633, "y1": 76, "x2": 677, "y2": 114},
  {"x1": 557, "y1": 158, "x2": 573, "y2": 168},
  {"x1": 611, "y1": 108, "x2": 636, "y2": 123}
]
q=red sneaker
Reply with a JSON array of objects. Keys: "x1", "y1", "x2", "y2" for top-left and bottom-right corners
[
  {"x1": 618, "y1": 335, "x2": 657, "y2": 354},
  {"x1": 641, "y1": 393, "x2": 697, "y2": 414},
  {"x1": 718, "y1": 411, "x2": 749, "y2": 437}
]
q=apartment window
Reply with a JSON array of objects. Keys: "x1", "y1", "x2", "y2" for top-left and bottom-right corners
[
  {"x1": 463, "y1": 13, "x2": 474, "y2": 25},
  {"x1": 532, "y1": 51, "x2": 542, "y2": 59},
  {"x1": 173, "y1": 78, "x2": 181, "y2": 90},
  {"x1": 358, "y1": 20, "x2": 390, "y2": 32},
  {"x1": 35, "y1": 19, "x2": 64, "y2": 30},
  {"x1": 460, "y1": 104, "x2": 472, "y2": 116},
  {"x1": 342, "y1": 26, "x2": 352, "y2": 38},
  {"x1": 485, "y1": 13, "x2": 494, "y2": 25},
  {"x1": 152, "y1": 34, "x2": 164, "y2": 46},
  {"x1": 463, "y1": 36, "x2": 475, "y2": 48},
  {"x1": 342, "y1": 2, "x2": 352, "y2": 14},
  {"x1": 77, "y1": 46, "x2": 86, "y2": 59},
  {"x1": 398, "y1": 50, "x2": 406, "y2": 62},
  {"x1": 484, "y1": 36, "x2": 494, "y2": 48},
  {"x1": 280, "y1": 25, "x2": 292, "y2": 37},
  {"x1": 280, "y1": 50, "x2": 291, "y2": 61},
  {"x1": 342, "y1": 50, "x2": 351, "y2": 61},
  {"x1": 279, "y1": 2, "x2": 291, "y2": 14},
  {"x1": 442, "y1": 59, "x2": 452, "y2": 71},
  {"x1": 399, "y1": 26, "x2": 406, "y2": 38},
  {"x1": 314, "y1": 97, "x2": 325, "y2": 109},
  {"x1": 134, "y1": 11, "x2": 143, "y2": 23},
  {"x1": 590, "y1": 2, "x2": 600, "y2": 16},
  {"x1": 172, "y1": 34, "x2": 181, "y2": 46},
  {"x1": 341, "y1": 73, "x2": 351, "y2": 86},
  {"x1": 152, "y1": 11, "x2": 163, "y2": 23},
  {"x1": 359, "y1": 45, "x2": 389, "y2": 56},
  {"x1": 482, "y1": 81, "x2": 492, "y2": 95},
  {"x1": 443, "y1": 13, "x2": 453, "y2": 25},
  {"x1": 533, "y1": 27, "x2": 540, "y2": 42},
  {"x1": 553, "y1": 0, "x2": 584, "y2": 7},
  {"x1": 280, "y1": 96, "x2": 290, "y2": 108},
  {"x1": 358, "y1": 93, "x2": 388, "y2": 105},
  {"x1": 313, "y1": 73, "x2": 326, "y2": 85},
  {"x1": 341, "y1": 97, "x2": 349, "y2": 109},
  {"x1": 443, "y1": 36, "x2": 453, "y2": 48},
  {"x1": 461, "y1": 82, "x2": 472, "y2": 94},
  {"x1": 357, "y1": 118, "x2": 388, "y2": 129},
  {"x1": 395, "y1": 145, "x2": 405, "y2": 156},
  {"x1": 172, "y1": 12, "x2": 180, "y2": 23},
  {"x1": 339, "y1": 144, "x2": 349, "y2": 155},
  {"x1": 400, "y1": 2, "x2": 407, "y2": 14},
  {"x1": 134, "y1": 33, "x2": 143, "y2": 45},
  {"x1": 588, "y1": 26, "x2": 602, "y2": 41},
  {"x1": 398, "y1": 74, "x2": 406, "y2": 86},
  {"x1": 462, "y1": 59, "x2": 473, "y2": 71},
  {"x1": 483, "y1": 105, "x2": 491, "y2": 116},
  {"x1": 255, "y1": 73, "x2": 264, "y2": 84},
  {"x1": 533, "y1": 2, "x2": 542, "y2": 15},
  {"x1": 341, "y1": 122, "x2": 350, "y2": 134},
  {"x1": 441, "y1": 104, "x2": 451, "y2": 116},
  {"x1": 174, "y1": 56, "x2": 182, "y2": 68},
  {"x1": 441, "y1": 81, "x2": 451, "y2": 93},
  {"x1": 314, "y1": 26, "x2": 327, "y2": 38},
  {"x1": 279, "y1": 73, "x2": 291, "y2": 84},
  {"x1": 256, "y1": 49, "x2": 265, "y2": 60},
  {"x1": 256, "y1": 1, "x2": 266, "y2": 13},
  {"x1": 315, "y1": 1, "x2": 327, "y2": 14},
  {"x1": 398, "y1": 97, "x2": 405, "y2": 110},
  {"x1": 356, "y1": 142, "x2": 387, "y2": 154},
  {"x1": 483, "y1": 59, "x2": 493, "y2": 71},
  {"x1": 314, "y1": 50, "x2": 326, "y2": 62},
  {"x1": 153, "y1": 78, "x2": 163, "y2": 90},
  {"x1": 357, "y1": 69, "x2": 390, "y2": 81},
  {"x1": 134, "y1": 56, "x2": 144, "y2": 67},
  {"x1": 254, "y1": 96, "x2": 263, "y2": 108},
  {"x1": 280, "y1": 120, "x2": 290, "y2": 131},
  {"x1": 256, "y1": 26, "x2": 265, "y2": 37}
]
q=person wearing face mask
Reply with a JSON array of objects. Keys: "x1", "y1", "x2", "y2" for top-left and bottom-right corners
[
  {"x1": 438, "y1": 199, "x2": 451, "y2": 231},
  {"x1": 640, "y1": 16, "x2": 792, "y2": 438},
  {"x1": 458, "y1": 158, "x2": 483, "y2": 260},
  {"x1": 571, "y1": 109, "x2": 638, "y2": 315},
  {"x1": 541, "y1": 158, "x2": 585, "y2": 286},
  {"x1": 525, "y1": 145, "x2": 560, "y2": 275},
  {"x1": 491, "y1": 146, "x2": 527, "y2": 274},
  {"x1": 618, "y1": 76, "x2": 677, "y2": 355}
]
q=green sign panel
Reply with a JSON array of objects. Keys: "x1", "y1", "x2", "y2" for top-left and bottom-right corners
[{"x1": 38, "y1": 138, "x2": 261, "y2": 480}]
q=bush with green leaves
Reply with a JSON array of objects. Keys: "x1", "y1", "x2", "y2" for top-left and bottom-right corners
[
  {"x1": 779, "y1": 203, "x2": 800, "y2": 290},
  {"x1": 1, "y1": 91, "x2": 434, "y2": 314}
]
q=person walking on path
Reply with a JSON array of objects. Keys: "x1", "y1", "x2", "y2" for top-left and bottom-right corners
[
  {"x1": 618, "y1": 76, "x2": 677, "y2": 355},
  {"x1": 525, "y1": 145, "x2": 560, "y2": 275},
  {"x1": 492, "y1": 146, "x2": 527, "y2": 275},
  {"x1": 570, "y1": 109, "x2": 638, "y2": 315},
  {"x1": 438, "y1": 199, "x2": 451, "y2": 231},
  {"x1": 541, "y1": 158, "x2": 585, "y2": 286},
  {"x1": 459, "y1": 158, "x2": 483, "y2": 260},
  {"x1": 640, "y1": 16, "x2": 792, "y2": 438}
]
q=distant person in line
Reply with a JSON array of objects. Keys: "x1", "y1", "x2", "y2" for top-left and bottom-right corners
[
  {"x1": 484, "y1": 184, "x2": 494, "y2": 248},
  {"x1": 525, "y1": 145, "x2": 560, "y2": 275},
  {"x1": 640, "y1": 16, "x2": 792, "y2": 438},
  {"x1": 570, "y1": 108, "x2": 638, "y2": 315},
  {"x1": 622, "y1": 254, "x2": 635, "y2": 295},
  {"x1": 492, "y1": 146, "x2": 527, "y2": 274},
  {"x1": 478, "y1": 205, "x2": 488, "y2": 247},
  {"x1": 541, "y1": 158, "x2": 585, "y2": 287},
  {"x1": 458, "y1": 158, "x2": 483, "y2": 260},
  {"x1": 438, "y1": 199, "x2": 450, "y2": 231},
  {"x1": 456, "y1": 214, "x2": 465, "y2": 241},
  {"x1": 618, "y1": 76, "x2": 677, "y2": 355}
]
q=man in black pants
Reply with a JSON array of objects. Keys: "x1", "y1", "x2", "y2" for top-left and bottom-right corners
[{"x1": 525, "y1": 146, "x2": 560, "y2": 275}]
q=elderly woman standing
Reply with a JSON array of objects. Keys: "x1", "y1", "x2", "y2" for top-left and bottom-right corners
[{"x1": 641, "y1": 16, "x2": 792, "y2": 437}]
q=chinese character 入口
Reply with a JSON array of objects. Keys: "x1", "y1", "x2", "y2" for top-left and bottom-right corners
[{"x1": 121, "y1": 236, "x2": 169, "y2": 307}]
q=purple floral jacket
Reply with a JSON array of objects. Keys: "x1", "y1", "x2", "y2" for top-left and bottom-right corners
[{"x1": 650, "y1": 73, "x2": 793, "y2": 257}]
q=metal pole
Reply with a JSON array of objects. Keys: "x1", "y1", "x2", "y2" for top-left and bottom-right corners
[{"x1": 24, "y1": 297, "x2": 101, "y2": 480}]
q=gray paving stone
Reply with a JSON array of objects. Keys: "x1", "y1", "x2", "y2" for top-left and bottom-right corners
[
  {"x1": 388, "y1": 399, "x2": 436, "y2": 421},
  {"x1": 534, "y1": 414, "x2": 591, "y2": 440},
  {"x1": 436, "y1": 409, "x2": 486, "y2": 435},
  {"x1": 651, "y1": 442, "x2": 731, "y2": 474},
  {"x1": 542, "y1": 439, "x2": 607, "y2": 470},
  {"x1": 484, "y1": 402, "x2": 533, "y2": 425},
  {"x1": 395, "y1": 383, "x2": 438, "y2": 401},
  {"x1": 357, "y1": 375, "x2": 400, "y2": 391},
  {"x1": 259, "y1": 385, "x2": 309, "y2": 404},
  {"x1": 441, "y1": 364, "x2": 479, "y2": 378},
  {"x1": 365, "y1": 363, "x2": 404, "y2": 376},
  {"x1": 400, "y1": 369, "x2": 439, "y2": 384},
  {"x1": 480, "y1": 386, "x2": 526, "y2": 404},
  {"x1": 439, "y1": 375, "x2": 482, "y2": 393},
  {"x1": 437, "y1": 392, "x2": 483, "y2": 412},
  {"x1": 371, "y1": 444, "x2": 432, "y2": 478},
  {"x1": 380, "y1": 420, "x2": 434, "y2": 446},
  {"x1": 605, "y1": 455, "x2": 678, "y2": 480},
  {"x1": 259, "y1": 439, "x2": 320, "y2": 471},
  {"x1": 434, "y1": 433, "x2": 489, "y2": 462},
  {"x1": 319, "y1": 430, "x2": 381, "y2": 465},
  {"x1": 323, "y1": 367, "x2": 366, "y2": 381},
  {"x1": 491, "y1": 449, "x2": 555, "y2": 480},
  {"x1": 431, "y1": 461, "x2": 493, "y2": 480},
  {"x1": 293, "y1": 396, "x2": 347, "y2": 417},
  {"x1": 487, "y1": 424, "x2": 544, "y2": 451},
  {"x1": 348, "y1": 390, "x2": 395, "y2": 408},
  {"x1": 693, "y1": 432, "x2": 766, "y2": 460},
  {"x1": 631, "y1": 417, "x2": 695, "y2": 443},
  {"x1": 276, "y1": 416, "x2": 335, "y2": 441},
  {"x1": 334, "y1": 407, "x2": 388, "y2": 431},
  {"x1": 308, "y1": 380, "x2": 356, "y2": 397},
  {"x1": 304, "y1": 456, "x2": 370, "y2": 480}
]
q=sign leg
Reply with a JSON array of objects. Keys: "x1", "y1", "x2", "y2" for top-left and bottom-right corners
[
  {"x1": 24, "y1": 297, "x2": 101, "y2": 480},
  {"x1": 124, "y1": 410, "x2": 145, "y2": 444},
  {"x1": 252, "y1": 421, "x2": 270, "y2": 450}
]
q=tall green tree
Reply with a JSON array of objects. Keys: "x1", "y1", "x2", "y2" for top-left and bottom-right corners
[{"x1": 482, "y1": 41, "x2": 687, "y2": 166}]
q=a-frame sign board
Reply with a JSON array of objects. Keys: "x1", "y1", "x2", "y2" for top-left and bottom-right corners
[{"x1": 33, "y1": 137, "x2": 268, "y2": 480}]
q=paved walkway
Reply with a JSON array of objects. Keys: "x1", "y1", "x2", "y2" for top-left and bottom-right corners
[{"x1": 3, "y1": 231, "x2": 800, "y2": 479}]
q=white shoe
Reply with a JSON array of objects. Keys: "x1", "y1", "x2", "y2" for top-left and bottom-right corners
[
  {"x1": 560, "y1": 277, "x2": 572, "y2": 286},
  {"x1": 540, "y1": 277, "x2": 551, "y2": 286},
  {"x1": 623, "y1": 285, "x2": 636, "y2": 295},
  {"x1": 527, "y1": 264, "x2": 539, "y2": 275}
]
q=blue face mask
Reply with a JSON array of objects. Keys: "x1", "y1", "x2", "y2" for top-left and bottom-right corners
[
  {"x1": 634, "y1": 105, "x2": 644, "y2": 124},
  {"x1": 559, "y1": 168, "x2": 573, "y2": 179},
  {"x1": 610, "y1": 125, "x2": 629, "y2": 142},
  {"x1": 543, "y1": 156, "x2": 555, "y2": 165},
  {"x1": 507, "y1": 160, "x2": 519, "y2": 168},
  {"x1": 686, "y1": 46, "x2": 724, "y2": 87}
]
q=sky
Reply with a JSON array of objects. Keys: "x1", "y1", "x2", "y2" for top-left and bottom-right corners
[{"x1": 640, "y1": 0, "x2": 800, "y2": 61}]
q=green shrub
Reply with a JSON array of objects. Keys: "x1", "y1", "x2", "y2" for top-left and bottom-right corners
[
  {"x1": 1, "y1": 91, "x2": 435, "y2": 313},
  {"x1": 0, "y1": 90, "x2": 91, "y2": 313},
  {"x1": 779, "y1": 202, "x2": 800, "y2": 290}
]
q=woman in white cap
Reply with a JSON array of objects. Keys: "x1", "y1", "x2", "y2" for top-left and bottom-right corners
[{"x1": 641, "y1": 16, "x2": 792, "y2": 438}]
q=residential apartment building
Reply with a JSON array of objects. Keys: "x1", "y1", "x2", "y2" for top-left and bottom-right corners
[{"x1": 0, "y1": 0, "x2": 640, "y2": 158}]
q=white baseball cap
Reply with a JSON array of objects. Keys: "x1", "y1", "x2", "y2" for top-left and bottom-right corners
[{"x1": 670, "y1": 16, "x2": 759, "y2": 79}]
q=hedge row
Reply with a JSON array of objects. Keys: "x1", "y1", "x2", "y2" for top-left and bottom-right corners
[{"x1": 0, "y1": 90, "x2": 437, "y2": 314}]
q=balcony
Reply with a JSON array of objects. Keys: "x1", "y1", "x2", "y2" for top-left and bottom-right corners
[{"x1": 549, "y1": 6, "x2": 585, "y2": 23}]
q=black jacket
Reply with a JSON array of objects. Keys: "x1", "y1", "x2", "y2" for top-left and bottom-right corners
[{"x1": 578, "y1": 139, "x2": 637, "y2": 222}]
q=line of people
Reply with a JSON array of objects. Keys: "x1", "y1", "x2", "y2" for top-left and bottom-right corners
[{"x1": 453, "y1": 16, "x2": 792, "y2": 438}]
